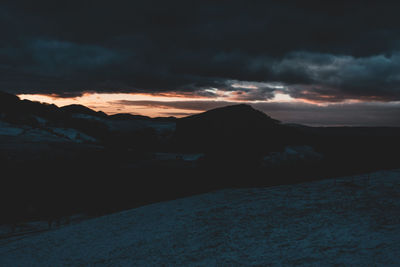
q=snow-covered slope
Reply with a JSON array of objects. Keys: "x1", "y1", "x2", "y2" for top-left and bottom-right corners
[
  {"x1": 0, "y1": 121, "x2": 24, "y2": 136},
  {"x1": 0, "y1": 120, "x2": 96, "y2": 143},
  {"x1": 1, "y1": 170, "x2": 400, "y2": 266}
]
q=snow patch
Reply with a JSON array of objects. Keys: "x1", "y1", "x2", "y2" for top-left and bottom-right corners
[
  {"x1": 264, "y1": 145, "x2": 323, "y2": 165},
  {"x1": 1, "y1": 169, "x2": 399, "y2": 266},
  {"x1": 0, "y1": 121, "x2": 24, "y2": 136},
  {"x1": 50, "y1": 127, "x2": 97, "y2": 143}
]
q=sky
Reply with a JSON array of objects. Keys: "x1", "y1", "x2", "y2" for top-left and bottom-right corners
[{"x1": 1, "y1": 1, "x2": 400, "y2": 126}]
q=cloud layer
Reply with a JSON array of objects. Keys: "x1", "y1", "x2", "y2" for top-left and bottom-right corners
[{"x1": 1, "y1": 0, "x2": 400, "y2": 103}]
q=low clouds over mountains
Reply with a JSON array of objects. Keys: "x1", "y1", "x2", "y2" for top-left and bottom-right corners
[{"x1": 1, "y1": 1, "x2": 400, "y2": 103}]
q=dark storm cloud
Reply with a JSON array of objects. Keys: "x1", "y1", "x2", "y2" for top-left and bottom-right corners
[
  {"x1": 1, "y1": 0, "x2": 400, "y2": 101},
  {"x1": 276, "y1": 52, "x2": 400, "y2": 101}
]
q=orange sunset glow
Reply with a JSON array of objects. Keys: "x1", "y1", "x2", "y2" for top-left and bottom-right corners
[{"x1": 17, "y1": 92, "x2": 298, "y2": 117}]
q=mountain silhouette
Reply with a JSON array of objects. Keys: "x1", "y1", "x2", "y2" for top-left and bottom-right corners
[
  {"x1": 2, "y1": 91, "x2": 400, "y2": 230},
  {"x1": 60, "y1": 104, "x2": 107, "y2": 118},
  {"x1": 0, "y1": 91, "x2": 62, "y2": 125},
  {"x1": 0, "y1": 91, "x2": 19, "y2": 107},
  {"x1": 175, "y1": 104, "x2": 286, "y2": 153},
  {"x1": 181, "y1": 104, "x2": 279, "y2": 124},
  {"x1": 109, "y1": 113, "x2": 151, "y2": 121}
]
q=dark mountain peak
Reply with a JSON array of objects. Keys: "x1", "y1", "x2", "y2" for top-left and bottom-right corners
[
  {"x1": 109, "y1": 113, "x2": 151, "y2": 121},
  {"x1": 192, "y1": 103, "x2": 253, "y2": 115},
  {"x1": 0, "y1": 91, "x2": 20, "y2": 109},
  {"x1": 0, "y1": 91, "x2": 20, "y2": 101},
  {"x1": 181, "y1": 104, "x2": 280, "y2": 125},
  {"x1": 110, "y1": 113, "x2": 177, "y2": 122},
  {"x1": 175, "y1": 104, "x2": 284, "y2": 153},
  {"x1": 60, "y1": 104, "x2": 107, "y2": 118},
  {"x1": 0, "y1": 91, "x2": 63, "y2": 126},
  {"x1": 220, "y1": 103, "x2": 252, "y2": 110},
  {"x1": 152, "y1": 116, "x2": 177, "y2": 122}
]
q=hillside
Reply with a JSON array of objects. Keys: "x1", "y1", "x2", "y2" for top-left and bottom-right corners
[
  {"x1": 174, "y1": 104, "x2": 289, "y2": 152},
  {"x1": 1, "y1": 169, "x2": 399, "y2": 266},
  {"x1": 0, "y1": 91, "x2": 176, "y2": 146}
]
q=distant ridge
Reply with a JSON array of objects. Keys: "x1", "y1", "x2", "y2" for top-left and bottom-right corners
[
  {"x1": 175, "y1": 104, "x2": 286, "y2": 153},
  {"x1": 0, "y1": 91, "x2": 19, "y2": 105},
  {"x1": 109, "y1": 113, "x2": 151, "y2": 121},
  {"x1": 0, "y1": 91, "x2": 175, "y2": 123},
  {"x1": 181, "y1": 104, "x2": 280, "y2": 124},
  {"x1": 60, "y1": 104, "x2": 107, "y2": 118},
  {"x1": 0, "y1": 91, "x2": 176, "y2": 142}
]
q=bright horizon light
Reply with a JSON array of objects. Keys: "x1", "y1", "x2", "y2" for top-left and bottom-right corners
[{"x1": 17, "y1": 91, "x2": 298, "y2": 117}]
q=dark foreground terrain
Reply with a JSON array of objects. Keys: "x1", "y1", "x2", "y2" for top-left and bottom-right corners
[
  {"x1": 1, "y1": 91, "x2": 400, "y2": 228},
  {"x1": 1, "y1": 169, "x2": 400, "y2": 266}
]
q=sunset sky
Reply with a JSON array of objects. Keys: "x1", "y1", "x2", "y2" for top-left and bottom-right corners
[{"x1": 1, "y1": 1, "x2": 400, "y2": 126}]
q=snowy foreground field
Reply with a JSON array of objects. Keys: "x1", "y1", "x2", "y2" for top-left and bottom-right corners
[{"x1": 1, "y1": 170, "x2": 400, "y2": 266}]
